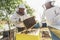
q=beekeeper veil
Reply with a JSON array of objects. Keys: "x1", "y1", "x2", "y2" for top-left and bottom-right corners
[{"x1": 42, "y1": 0, "x2": 55, "y2": 10}]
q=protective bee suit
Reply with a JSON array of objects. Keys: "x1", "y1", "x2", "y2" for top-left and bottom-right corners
[
  {"x1": 42, "y1": 0, "x2": 60, "y2": 30},
  {"x1": 10, "y1": 4, "x2": 29, "y2": 30}
]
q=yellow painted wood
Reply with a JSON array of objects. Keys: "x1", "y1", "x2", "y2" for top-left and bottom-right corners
[
  {"x1": 49, "y1": 27, "x2": 60, "y2": 38},
  {"x1": 16, "y1": 34, "x2": 40, "y2": 40},
  {"x1": 16, "y1": 29, "x2": 40, "y2": 40},
  {"x1": 16, "y1": 28, "x2": 53, "y2": 40}
]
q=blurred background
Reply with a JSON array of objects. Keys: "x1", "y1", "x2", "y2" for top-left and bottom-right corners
[{"x1": 0, "y1": 0, "x2": 60, "y2": 22}]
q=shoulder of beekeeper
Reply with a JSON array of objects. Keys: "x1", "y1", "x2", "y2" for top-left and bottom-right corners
[
  {"x1": 42, "y1": 6, "x2": 60, "y2": 25},
  {"x1": 54, "y1": 6, "x2": 60, "y2": 15},
  {"x1": 10, "y1": 4, "x2": 29, "y2": 23},
  {"x1": 41, "y1": 7, "x2": 55, "y2": 25},
  {"x1": 53, "y1": 6, "x2": 60, "y2": 25},
  {"x1": 10, "y1": 11, "x2": 29, "y2": 23}
]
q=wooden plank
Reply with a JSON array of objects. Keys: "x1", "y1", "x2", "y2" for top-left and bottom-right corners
[{"x1": 49, "y1": 27, "x2": 60, "y2": 38}]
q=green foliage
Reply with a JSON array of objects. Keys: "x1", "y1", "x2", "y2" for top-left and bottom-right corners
[
  {"x1": 0, "y1": 12, "x2": 4, "y2": 17},
  {"x1": 0, "y1": 0, "x2": 23, "y2": 14},
  {"x1": 0, "y1": 24, "x2": 3, "y2": 29},
  {"x1": 0, "y1": 0, "x2": 34, "y2": 29},
  {"x1": 0, "y1": 0, "x2": 34, "y2": 22},
  {"x1": 25, "y1": 4, "x2": 34, "y2": 16},
  {"x1": 0, "y1": 0, "x2": 34, "y2": 15}
]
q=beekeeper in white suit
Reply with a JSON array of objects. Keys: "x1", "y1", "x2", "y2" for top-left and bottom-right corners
[
  {"x1": 10, "y1": 4, "x2": 29, "y2": 32},
  {"x1": 42, "y1": 0, "x2": 60, "y2": 30}
]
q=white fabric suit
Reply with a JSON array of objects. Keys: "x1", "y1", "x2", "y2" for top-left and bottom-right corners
[{"x1": 42, "y1": 7, "x2": 60, "y2": 30}]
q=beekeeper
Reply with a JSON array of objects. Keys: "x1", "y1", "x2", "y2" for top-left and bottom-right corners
[
  {"x1": 10, "y1": 4, "x2": 29, "y2": 32},
  {"x1": 42, "y1": 0, "x2": 60, "y2": 29}
]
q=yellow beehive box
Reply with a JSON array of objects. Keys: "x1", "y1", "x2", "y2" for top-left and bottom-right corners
[{"x1": 16, "y1": 29, "x2": 40, "y2": 40}]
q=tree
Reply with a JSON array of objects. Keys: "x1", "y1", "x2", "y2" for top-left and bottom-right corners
[
  {"x1": 0, "y1": 0, "x2": 23, "y2": 14},
  {"x1": 0, "y1": 0, "x2": 34, "y2": 15},
  {"x1": 25, "y1": 4, "x2": 34, "y2": 16},
  {"x1": 0, "y1": 1, "x2": 34, "y2": 39}
]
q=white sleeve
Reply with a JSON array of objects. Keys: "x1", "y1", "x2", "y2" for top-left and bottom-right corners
[
  {"x1": 24, "y1": 13, "x2": 30, "y2": 20},
  {"x1": 41, "y1": 11, "x2": 46, "y2": 23},
  {"x1": 10, "y1": 14, "x2": 19, "y2": 23}
]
